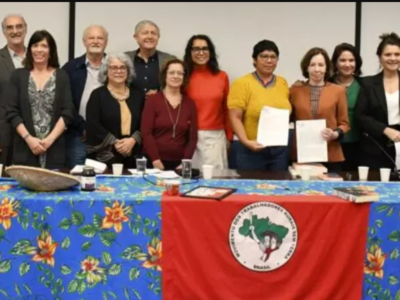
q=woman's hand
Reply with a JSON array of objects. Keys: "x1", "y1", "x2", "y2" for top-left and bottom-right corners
[
  {"x1": 244, "y1": 140, "x2": 266, "y2": 152},
  {"x1": 321, "y1": 128, "x2": 339, "y2": 141},
  {"x1": 40, "y1": 136, "x2": 55, "y2": 151},
  {"x1": 26, "y1": 136, "x2": 46, "y2": 155},
  {"x1": 384, "y1": 128, "x2": 400, "y2": 142},
  {"x1": 115, "y1": 138, "x2": 136, "y2": 156},
  {"x1": 153, "y1": 160, "x2": 165, "y2": 170}
]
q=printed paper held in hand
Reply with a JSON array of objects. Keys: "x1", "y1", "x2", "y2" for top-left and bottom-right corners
[
  {"x1": 257, "y1": 106, "x2": 290, "y2": 146},
  {"x1": 296, "y1": 119, "x2": 328, "y2": 163}
]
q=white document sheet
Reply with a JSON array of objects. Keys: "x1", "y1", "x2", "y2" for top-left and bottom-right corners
[
  {"x1": 257, "y1": 106, "x2": 290, "y2": 146},
  {"x1": 128, "y1": 169, "x2": 162, "y2": 176},
  {"x1": 128, "y1": 169, "x2": 181, "y2": 179},
  {"x1": 395, "y1": 142, "x2": 400, "y2": 170},
  {"x1": 296, "y1": 119, "x2": 328, "y2": 163}
]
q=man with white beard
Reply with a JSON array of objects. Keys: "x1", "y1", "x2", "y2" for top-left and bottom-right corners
[{"x1": 62, "y1": 25, "x2": 108, "y2": 168}]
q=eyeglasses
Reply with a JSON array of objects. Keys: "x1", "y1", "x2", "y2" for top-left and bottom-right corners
[
  {"x1": 192, "y1": 47, "x2": 210, "y2": 54},
  {"x1": 258, "y1": 54, "x2": 278, "y2": 61},
  {"x1": 109, "y1": 65, "x2": 127, "y2": 72},
  {"x1": 5, "y1": 24, "x2": 25, "y2": 32},
  {"x1": 167, "y1": 71, "x2": 185, "y2": 77}
]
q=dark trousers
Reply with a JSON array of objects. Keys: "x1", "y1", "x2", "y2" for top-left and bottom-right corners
[
  {"x1": 322, "y1": 162, "x2": 343, "y2": 172},
  {"x1": 65, "y1": 129, "x2": 87, "y2": 168},
  {"x1": 228, "y1": 141, "x2": 240, "y2": 169},
  {"x1": 0, "y1": 145, "x2": 13, "y2": 166},
  {"x1": 359, "y1": 150, "x2": 394, "y2": 170},
  {"x1": 236, "y1": 142, "x2": 289, "y2": 171},
  {"x1": 341, "y1": 142, "x2": 359, "y2": 171}
]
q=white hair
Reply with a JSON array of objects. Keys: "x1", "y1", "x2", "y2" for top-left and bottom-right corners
[
  {"x1": 134, "y1": 20, "x2": 160, "y2": 36},
  {"x1": 82, "y1": 24, "x2": 109, "y2": 40},
  {"x1": 2, "y1": 14, "x2": 27, "y2": 31},
  {"x1": 98, "y1": 53, "x2": 135, "y2": 84}
]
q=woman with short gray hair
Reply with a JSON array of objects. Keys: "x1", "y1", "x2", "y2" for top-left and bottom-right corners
[{"x1": 86, "y1": 53, "x2": 145, "y2": 168}]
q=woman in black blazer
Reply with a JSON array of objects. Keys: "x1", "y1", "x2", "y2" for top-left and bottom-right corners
[
  {"x1": 5, "y1": 30, "x2": 73, "y2": 169},
  {"x1": 355, "y1": 32, "x2": 400, "y2": 170},
  {"x1": 86, "y1": 53, "x2": 145, "y2": 168}
]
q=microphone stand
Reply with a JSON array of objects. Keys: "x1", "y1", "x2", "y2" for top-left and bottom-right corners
[{"x1": 363, "y1": 132, "x2": 400, "y2": 180}]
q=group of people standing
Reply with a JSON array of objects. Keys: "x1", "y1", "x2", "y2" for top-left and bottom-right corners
[{"x1": 0, "y1": 13, "x2": 399, "y2": 173}]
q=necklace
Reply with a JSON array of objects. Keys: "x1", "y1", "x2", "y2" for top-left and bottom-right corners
[
  {"x1": 163, "y1": 93, "x2": 182, "y2": 138},
  {"x1": 108, "y1": 85, "x2": 129, "y2": 102}
]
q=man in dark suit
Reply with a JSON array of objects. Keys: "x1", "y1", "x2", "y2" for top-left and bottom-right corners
[
  {"x1": 0, "y1": 14, "x2": 27, "y2": 166},
  {"x1": 125, "y1": 20, "x2": 175, "y2": 97}
]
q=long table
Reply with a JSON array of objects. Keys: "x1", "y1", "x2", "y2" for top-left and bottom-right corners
[{"x1": 0, "y1": 175, "x2": 399, "y2": 299}]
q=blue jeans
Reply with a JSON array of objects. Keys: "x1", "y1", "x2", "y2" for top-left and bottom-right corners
[
  {"x1": 65, "y1": 130, "x2": 87, "y2": 168},
  {"x1": 236, "y1": 142, "x2": 289, "y2": 171}
]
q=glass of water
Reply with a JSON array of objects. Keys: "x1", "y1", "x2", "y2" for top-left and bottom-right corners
[
  {"x1": 181, "y1": 159, "x2": 192, "y2": 180},
  {"x1": 136, "y1": 157, "x2": 147, "y2": 174}
]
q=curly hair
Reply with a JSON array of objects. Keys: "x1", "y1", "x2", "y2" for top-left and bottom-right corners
[{"x1": 184, "y1": 34, "x2": 220, "y2": 77}]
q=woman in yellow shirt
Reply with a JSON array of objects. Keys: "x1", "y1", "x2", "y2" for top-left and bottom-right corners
[{"x1": 228, "y1": 40, "x2": 291, "y2": 171}]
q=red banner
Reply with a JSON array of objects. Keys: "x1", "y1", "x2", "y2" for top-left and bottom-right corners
[{"x1": 162, "y1": 195, "x2": 370, "y2": 300}]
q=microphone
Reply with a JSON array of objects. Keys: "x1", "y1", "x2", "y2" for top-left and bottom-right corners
[{"x1": 363, "y1": 132, "x2": 400, "y2": 180}]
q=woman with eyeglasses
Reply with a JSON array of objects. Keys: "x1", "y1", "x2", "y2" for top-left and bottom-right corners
[
  {"x1": 184, "y1": 35, "x2": 232, "y2": 170},
  {"x1": 228, "y1": 40, "x2": 292, "y2": 171},
  {"x1": 141, "y1": 58, "x2": 198, "y2": 170},
  {"x1": 355, "y1": 33, "x2": 400, "y2": 170},
  {"x1": 85, "y1": 53, "x2": 145, "y2": 168}
]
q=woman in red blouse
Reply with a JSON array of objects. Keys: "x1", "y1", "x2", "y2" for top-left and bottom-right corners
[
  {"x1": 184, "y1": 34, "x2": 232, "y2": 169},
  {"x1": 141, "y1": 59, "x2": 198, "y2": 170}
]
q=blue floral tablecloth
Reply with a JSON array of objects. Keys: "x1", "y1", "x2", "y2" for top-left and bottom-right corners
[{"x1": 0, "y1": 177, "x2": 399, "y2": 300}]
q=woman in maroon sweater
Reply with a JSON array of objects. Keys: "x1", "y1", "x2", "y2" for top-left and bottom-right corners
[{"x1": 141, "y1": 59, "x2": 198, "y2": 170}]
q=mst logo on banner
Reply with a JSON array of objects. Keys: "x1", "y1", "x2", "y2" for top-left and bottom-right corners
[{"x1": 229, "y1": 202, "x2": 298, "y2": 272}]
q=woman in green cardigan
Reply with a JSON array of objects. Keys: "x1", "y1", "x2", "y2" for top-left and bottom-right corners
[{"x1": 330, "y1": 43, "x2": 363, "y2": 171}]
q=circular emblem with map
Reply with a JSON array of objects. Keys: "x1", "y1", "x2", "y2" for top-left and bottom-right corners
[{"x1": 229, "y1": 201, "x2": 298, "y2": 272}]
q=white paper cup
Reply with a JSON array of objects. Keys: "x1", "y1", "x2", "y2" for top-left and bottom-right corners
[
  {"x1": 112, "y1": 164, "x2": 123, "y2": 175},
  {"x1": 0, "y1": 164, "x2": 3, "y2": 177},
  {"x1": 300, "y1": 166, "x2": 312, "y2": 180},
  {"x1": 358, "y1": 166, "x2": 369, "y2": 181},
  {"x1": 202, "y1": 165, "x2": 214, "y2": 180},
  {"x1": 380, "y1": 168, "x2": 391, "y2": 182}
]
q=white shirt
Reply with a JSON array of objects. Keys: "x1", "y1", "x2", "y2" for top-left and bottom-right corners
[
  {"x1": 79, "y1": 57, "x2": 105, "y2": 120},
  {"x1": 386, "y1": 91, "x2": 400, "y2": 125},
  {"x1": 8, "y1": 47, "x2": 25, "y2": 69}
]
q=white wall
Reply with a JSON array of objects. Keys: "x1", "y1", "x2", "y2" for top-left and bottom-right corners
[
  {"x1": 0, "y1": 2, "x2": 69, "y2": 65},
  {"x1": 75, "y1": 2, "x2": 355, "y2": 85},
  {"x1": 361, "y1": 2, "x2": 400, "y2": 76}
]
